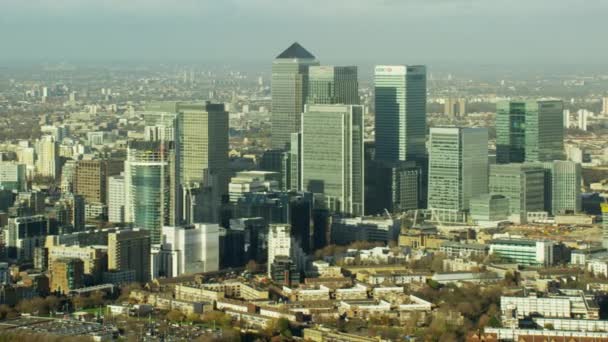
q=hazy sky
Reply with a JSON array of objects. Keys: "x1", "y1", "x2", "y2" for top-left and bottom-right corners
[{"x1": 1, "y1": 0, "x2": 606, "y2": 66}]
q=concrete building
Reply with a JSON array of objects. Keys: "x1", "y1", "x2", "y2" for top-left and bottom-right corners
[
  {"x1": 330, "y1": 217, "x2": 399, "y2": 245},
  {"x1": 469, "y1": 194, "x2": 510, "y2": 224},
  {"x1": 107, "y1": 174, "x2": 125, "y2": 223},
  {"x1": 490, "y1": 239, "x2": 554, "y2": 266},
  {"x1": 267, "y1": 224, "x2": 292, "y2": 277},
  {"x1": 0, "y1": 162, "x2": 27, "y2": 191},
  {"x1": 154, "y1": 224, "x2": 219, "y2": 278},
  {"x1": 4, "y1": 215, "x2": 49, "y2": 261},
  {"x1": 73, "y1": 159, "x2": 123, "y2": 205},
  {"x1": 228, "y1": 171, "x2": 280, "y2": 203},
  {"x1": 108, "y1": 229, "x2": 151, "y2": 283},
  {"x1": 50, "y1": 258, "x2": 84, "y2": 294},
  {"x1": 35, "y1": 135, "x2": 58, "y2": 178}
]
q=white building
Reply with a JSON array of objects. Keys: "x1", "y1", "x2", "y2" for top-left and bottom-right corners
[
  {"x1": 35, "y1": 135, "x2": 58, "y2": 178},
  {"x1": 228, "y1": 171, "x2": 279, "y2": 203},
  {"x1": 267, "y1": 224, "x2": 292, "y2": 276},
  {"x1": 153, "y1": 224, "x2": 220, "y2": 278},
  {"x1": 107, "y1": 174, "x2": 125, "y2": 223}
]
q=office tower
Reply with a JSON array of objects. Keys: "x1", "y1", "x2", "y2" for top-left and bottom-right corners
[
  {"x1": 271, "y1": 42, "x2": 319, "y2": 149},
  {"x1": 4, "y1": 215, "x2": 49, "y2": 261},
  {"x1": 108, "y1": 229, "x2": 151, "y2": 283},
  {"x1": 374, "y1": 65, "x2": 427, "y2": 162},
  {"x1": 489, "y1": 163, "x2": 545, "y2": 223},
  {"x1": 0, "y1": 162, "x2": 27, "y2": 191},
  {"x1": 603, "y1": 97, "x2": 608, "y2": 115},
  {"x1": 50, "y1": 258, "x2": 84, "y2": 294},
  {"x1": 602, "y1": 203, "x2": 608, "y2": 248},
  {"x1": 124, "y1": 141, "x2": 179, "y2": 244},
  {"x1": 35, "y1": 135, "x2": 58, "y2": 178},
  {"x1": 267, "y1": 224, "x2": 292, "y2": 276},
  {"x1": 300, "y1": 104, "x2": 364, "y2": 216},
  {"x1": 496, "y1": 100, "x2": 564, "y2": 163},
  {"x1": 259, "y1": 149, "x2": 292, "y2": 191},
  {"x1": 74, "y1": 159, "x2": 123, "y2": 205},
  {"x1": 307, "y1": 66, "x2": 358, "y2": 105},
  {"x1": 444, "y1": 98, "x2": 466, "y2": 117},
  {"x1": 541, "y1": 160, "x2": 582, "y2": 215},
  {"x1": 289, "y1": 192, "x2": 313, "y2": 254},
  {"x1": 219, "y1": 226, "x2": 246, "y2": 268},
  {"x1": 563, "y1": 109, "x2": 571, "y2": 128},
  {"x1": 155, "y1": 224, "x2": 219, "y2": 278},
  {"x1": 141, "y1": 110, "x2": 178, "y2": 142},
  {"x1": 427, "y1": 127, "x2": 488, "y2": 222},
  {"x1": 107, "y1": 174, "x2": 125, "y2": 223},
  {"x1": 469, "y1": 194, "x2": 510, "y2": 224}
]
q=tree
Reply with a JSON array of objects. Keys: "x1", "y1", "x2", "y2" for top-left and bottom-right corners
[{"x1": 166, "y1": 309, "x2": 185, "y2": 323}]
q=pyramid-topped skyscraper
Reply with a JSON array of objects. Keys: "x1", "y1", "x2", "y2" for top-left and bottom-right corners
[{"x1": 271, "y1": 42, "x2": 319, "y2": 150}]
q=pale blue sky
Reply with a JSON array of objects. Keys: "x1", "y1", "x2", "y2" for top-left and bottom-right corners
[{"x1": 1, "y1": 0, "x2": 606, "y2": 66}]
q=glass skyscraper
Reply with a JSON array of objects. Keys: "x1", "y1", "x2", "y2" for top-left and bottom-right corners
[
  {"x1": 540, "y1": 160, "x2": 582, "y2": 215},
  {"x1": 489, "y1": 163, "x2": 545, "y2": 223},
  {"x1": 271, "y1": 42, "x2": 319, "y2": 150},
  {"x1": 300, "y1": 104, "x2": 364, "y2": 216},
  {"x1": 496, "y1": 100, "x2": 564, "y2": 163},
  {"x1": 124, "y1": 141, "x2": 178, "y2": 244},
  {"x1": 307, "y1": 66, "x2": 358, "y2": 105},
  {"x1": 427, "y1": 127, "x2": 488, "y2": 222},
  {"x1": 374, "y1": 65, "x2": 427, "y2": 162}
]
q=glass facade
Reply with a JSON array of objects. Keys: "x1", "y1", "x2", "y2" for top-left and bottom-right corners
[
  {"x1": 374, "y1": 65, "x2": 426, "y2": 163},
  {"x1": 427, "y1": 127, "x2": 488, "y2": 218},
  {"x1": 496, "y1": 100, "x2": 564, "y2": 163},
  {"x1": 301, "y1": 104, "x2": 364, "y2": 216},
  {"x1": 489, "y1": 163, "x2": 545, "y2": 221},
  {"x1": 308, "y1": 66, "x2": 358, "y2": 105}
]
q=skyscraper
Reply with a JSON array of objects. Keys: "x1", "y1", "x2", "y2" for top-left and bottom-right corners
[
  {"x1": 489, "y1": 163, "x2": 545, "y2": 223},
  {"x1": 541, "y1": 160, "x2": 582, "y2": 215},
  {"x1": 496, "y1": 100, "x2": 564, "y2": 163},
  {"x1": 307, "y1": 66, "x2": 358, "y2": 105},
  {"x1": 602, "y1": 203, "x2": 608, "y2": 248},
  {"x1": 74, "y1": 159, "x2": 123, "y2": 205},
  {"x1": 271, "y1": 42, "x2": 319, "y2": 150},
  {"x1": 107, "y1": 174, "x2": 125, "y2": 223},
  {"x1": 124, "y1": 141, "x2": 179, "y2": 243},
  {"x1": 374, "y1": 65, "x2": 427, "y2": 162},
  {"x1": 267, "y1": 224, "x2": 292, "y2": 276},
  {"x1": 300, "y1": 104, "x2": 364, "y2": 216},
  {"x1": 427, "y1": 127, "x2": 488, "y2": 222}
]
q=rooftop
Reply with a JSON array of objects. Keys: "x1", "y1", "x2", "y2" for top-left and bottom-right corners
[{"x1": 276, "y1": 42, "x2": 316, "y2": 59}]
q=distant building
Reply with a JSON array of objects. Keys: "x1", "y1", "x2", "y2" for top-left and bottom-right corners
[
  {"x1": 4, "y1": 215, "x2": 49, "y2": 261},
  {"x1": 602, "y1": 203, "x2": 608, "y2": 249},
  {"x1": 271, "y1": 42, "x2": 319, "y2": 150},
  {"x1": 0, "y1": 162, "x2": 27, "y2": 191},
  {"x1": 496, "y1": 100, "x2": 564, "y2": 163},
  {"x1": 541, "y1": 160, "x2": 581, "y2": 215},
  {"x1": 489, "y1": 163, "x2": 545, "y2": 223},
  {"x1": 74, "y1": 159, "x2": 123, "y2": 205},
  {"x1": 107, "y1": 174, "x2": 125, "y2": 223},
  {"x1": 35, "y1": 135, "x2": 58, "y2": 178},
  {"x1": 331, "y1": 217, "x2": 399, "y2": 245},
  {"x1": 307, "y1": 65, "x2": 358, "y2": 105},
  {"x1": 374, "y1": 65, "x2": 427, "y2": 163},
  {"x1": 228, "y1": 171, "x2": 280, "y2": 203},
  {"x1": 469, "y1": 194, "x2": 510, "y2": 224},
  {"x1": 427, "y1": 127, "x2": 488, "y2": 222}
]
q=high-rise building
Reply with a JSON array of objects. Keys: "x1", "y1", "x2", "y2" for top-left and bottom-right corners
[
  {"x1": 307, "y1": 66, "x2": 358, "y2": 105},
  {"x1": 489, "y1": 163, "x2": 545, "y2": 223},
  {"x1": 271, "y1": 42, "x2": 319, "y2": 149},
  {"x1": 602, "y1": 97, "x2": 608, "y2": 115},
  {"x1": 108, "y1": 229, "x2": 151, "y2": 283},
  {"x1": 124, "y1": 141, "x2": 179, "y2": 243},
  {"x1": 444, "y1": 97, "x2": 466, "y2": 117},
  {"x1": 50, "y1": 258, "x2": 84, "y2": 294},
  {"x1": 541, "y1": 160, "x2": 581, "y2": 215},
  {"x1": 267, "y1": 224, "x2": 292, "y2": 276},
  {"x1": 300, "y1": 104, "x2": 364, "y2": 216},
  {"x1": 563, "y1": 109, "x2": 571, "y2": 128},
  {"x1": 4, "y1": 215, "x2": 50, "y2": 261},
  {"x1": 427, "y1": 127, "x2": 488, "y2": 222},
  {"x1": 74, "y1": 159, "x2": 123, "y2": 205},
  {"x1": 496, "y1": 100, "x2": 564, "y2": 163},
  {"x1": 35, "y1": 135, "x2": 58, "y2": 178},
  {"x1": 47, "y1": 242, "x2": 107, "y2": 286},
  {"x1": 577, "y1": 109, "x2": 589, "y2": 131},
  {"x1": 54, "y1": 194, "x2": 85, "y2": 232},
  {"x1": 374, "y1": 65, "x2": 427, "y2": 162},
  {"x1": 107, "y1": 174, "x2": 125, "y2": 223}
]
